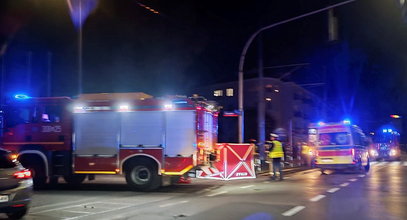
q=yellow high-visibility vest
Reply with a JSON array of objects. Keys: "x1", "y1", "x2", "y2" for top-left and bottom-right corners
[{"x1": 269, "y1": 140, "x2": 284, "y2": 158}]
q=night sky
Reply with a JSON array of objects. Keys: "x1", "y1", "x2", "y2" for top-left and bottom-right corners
[{"x1": 1, "y1": 0, "x2": 407, "y2": 134}]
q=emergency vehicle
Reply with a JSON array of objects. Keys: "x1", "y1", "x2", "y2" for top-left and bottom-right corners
[
  {"x1": 368, "y1": 126, "x2": 401, "y2": 161},
  {"x1": 0, "y1": 93, "x2": 218, "y2": 191},
  {"x1": 310, "y1": 121, "x2": 370, "y2": 173}
]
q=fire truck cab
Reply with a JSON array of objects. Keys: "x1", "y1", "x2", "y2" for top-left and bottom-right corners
[{"x1": 0, "y1": 93, "x2": 218, "y2": 191}]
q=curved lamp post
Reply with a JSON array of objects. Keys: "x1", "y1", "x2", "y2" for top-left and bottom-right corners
[{"x1": 237, "y1": 0, "x2": 356, "y2": 143}]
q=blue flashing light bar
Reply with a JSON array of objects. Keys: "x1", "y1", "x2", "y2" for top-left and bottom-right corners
[
  {"x1": 173, "y1": 100, "x2": 188, "y2": 104},
  {"x1": 14, "y1": 94, "x2": 31, "y2": 100}
]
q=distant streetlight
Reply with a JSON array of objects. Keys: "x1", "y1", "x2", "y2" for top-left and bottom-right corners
[{"x1": 237, "y1": 0, "x2": 356, "y2": 143}]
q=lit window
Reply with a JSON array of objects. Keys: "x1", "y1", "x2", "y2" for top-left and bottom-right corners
[
  {"x1": 214, "y1": 90, "x2": 223, "y2": 97},
  {"x1": 226, "y1": 88, "x2": 233, "y2": 96}
]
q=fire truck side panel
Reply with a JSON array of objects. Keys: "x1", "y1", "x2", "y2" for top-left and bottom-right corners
[
  {"x1": 164, "y1": 110, "x2": 196, "y2": 157},
  {"x1": 73, "y1": 112, "x2": 120, "y2": 172},
  {"x1": 120, "y1": 111, "x2": 164, "y2": 147},
  {"x1": 163, "y1": 157, "x2": 194, "y2": 174}
]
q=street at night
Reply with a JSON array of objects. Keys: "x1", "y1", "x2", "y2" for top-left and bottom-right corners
[
  {"x1": 0, "y1": 160, "x2": 403, "y2": 220},
  {"x1": 1, "y1": 1, "x2": 407, "y2": 219}
]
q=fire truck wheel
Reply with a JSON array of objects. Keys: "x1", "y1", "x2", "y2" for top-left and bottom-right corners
[
  {"x1": 63, "y1": 174, "x2": 87, "y2": 185},
  {"x1": 29, "y1": 165, "x2": 47, "y2": 189},
  {"x1": 125, "y1": 162, "x2": 161, "y2": 191}
]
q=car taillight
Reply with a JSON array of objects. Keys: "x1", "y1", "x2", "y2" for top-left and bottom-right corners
[{"x1": 13, "y1": 170, "x2": 32, "y2": 179}]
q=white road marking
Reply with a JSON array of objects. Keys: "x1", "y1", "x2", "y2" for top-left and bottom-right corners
[
  {"x1": 404, "y1": 161, "x2": 407, "y2": 166},
  {"x1": 348, "y1": 178, "x2": 358, "y2": 182},
  {"x1": 358, "y1": 174, "x2": 365, "y2": 177},
  {"x1": 340, "y1": 182, "x2": 349, "y2": 187},
  {"x1": 30, "y1": 198, "x2": 96, "y2": 211},
  {"x1": 30, "y1": 202, "x2": 129, "y2": 215},
  {"x1": 390, "y1": 161, "x2": 401, "y2": 166},
  {"x1": 31, "y1": 203, "x2": 92, "y2": 215},
  {"x1": 207, "y1": 191, "x2": 228, "y2": 197},
  {"x1": 282, "y1": 206, "x2": 306, "y2": 217},
  {"x1": 63, "y1": 210, "x2": 92, "y2": 214},
  {"x1": 240, "y1": 185, "x2": 254, "y2": 189},
  {"x1": 64, "y1": 205, "x2": 134, "y2": 220},
  {"x1": 159, "y1": 200, "x2": 188, "y2": 208},
  {"x1": 327, "y1": 187, "x2": 340, "y2": 193},
  {"x1": 309, "y1": 195, "x2": 326, "y2": 202}
]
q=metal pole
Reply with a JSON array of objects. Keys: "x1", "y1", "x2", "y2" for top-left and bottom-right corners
[
  {"x1": 257, "y1": 34, "x2": 266, "y2": 159},
  {"x1": 78, "y1": 0, "x2": 83, "y2": 95},
  {"x1": 237, "y1": 0, "x2": 356, "y2": 143}
]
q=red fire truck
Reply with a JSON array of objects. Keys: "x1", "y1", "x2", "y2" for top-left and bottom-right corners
[{"x1": 0, "y1": 93, "x2": 218, "y2": 191}]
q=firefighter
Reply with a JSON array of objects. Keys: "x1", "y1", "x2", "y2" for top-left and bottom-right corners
[{"x1": 266, "y1": 133, "x2": 284, "y2": 180}]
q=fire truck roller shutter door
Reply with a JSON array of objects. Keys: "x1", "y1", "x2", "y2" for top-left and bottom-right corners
[
  {"x1": 120, "y1": 111, "x2": 164, "y2": 147},
  {"x1": 73, "y1": 112, "x2": 120, "y2": 173},
  {"x1": 73, "y1": 112, "x2": 120, "y2": 156},
  {"x1": 165, "y1": 110, "x2": 196, "y2": 157}
]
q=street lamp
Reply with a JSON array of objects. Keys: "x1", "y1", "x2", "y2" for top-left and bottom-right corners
[{"x1": 237, "y1": 0, "x2": 356, "y2": 143}]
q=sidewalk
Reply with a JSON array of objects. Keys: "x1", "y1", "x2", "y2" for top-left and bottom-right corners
[{"x1": 256, "y1": 159, "x2": 312, "y2": 176}]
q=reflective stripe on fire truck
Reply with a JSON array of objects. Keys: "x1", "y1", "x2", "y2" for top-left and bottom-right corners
[
  {"x1": 74, "y1": 171, "x2": 117, "y2": 174},
  {"x1": 161, "y1": 165, "x2": 194, "y2": 175}
]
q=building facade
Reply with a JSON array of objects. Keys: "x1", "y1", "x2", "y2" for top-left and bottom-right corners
[{"x1": 192, "y1": 77, "x2": 323, "y2": 159}]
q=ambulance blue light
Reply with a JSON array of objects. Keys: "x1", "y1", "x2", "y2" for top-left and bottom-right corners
[{"x1": 14, "y1": 94, "x2": 31, "y2": 99}]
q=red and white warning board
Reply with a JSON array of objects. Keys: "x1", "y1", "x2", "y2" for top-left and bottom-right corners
[{"x1": 197, "y1": 143, "x2": 256, "y2": 180}]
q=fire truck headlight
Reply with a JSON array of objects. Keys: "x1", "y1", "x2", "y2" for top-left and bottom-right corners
[
  {"x1": 163, "y1": 103, "x2": 173, "y2": 110},
  {"x1": 73, "y1": 105, "x2": 85, "y2": 113},
  {"x1": 390, "y1": 149, "x2": 397, "y2": 156},
  {"x1": 370, "y1": 149, "x2": 378, "y2": 157},
  {"x1": 118, "y1": 104, "x2": 130, "y2": 112}
]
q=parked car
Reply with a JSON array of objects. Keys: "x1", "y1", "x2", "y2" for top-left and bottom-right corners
[{"x1": 0, "y1": 148, "x2": 33, "y2": 219}]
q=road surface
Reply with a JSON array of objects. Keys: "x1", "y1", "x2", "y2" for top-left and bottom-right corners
[{"x1": 2, "y1": 160, "x2": 407, "y2": 220}]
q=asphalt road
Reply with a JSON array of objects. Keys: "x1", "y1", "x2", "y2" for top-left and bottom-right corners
[{"x1": 2, "y1": 160, "x2": 407, "y2": 220}]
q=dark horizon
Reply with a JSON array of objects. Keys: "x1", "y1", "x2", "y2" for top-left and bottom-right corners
[{"x1": 1, "y1": 0, "x2": 406, "y2": 136}]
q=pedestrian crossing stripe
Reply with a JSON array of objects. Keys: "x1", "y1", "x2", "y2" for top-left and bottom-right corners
[
  {"x1": 370, "y1": 161, "x2": 407, "y2": 167},
  {"x1": 390, "y1": 161, "x2": 401, "y2": 166}
]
